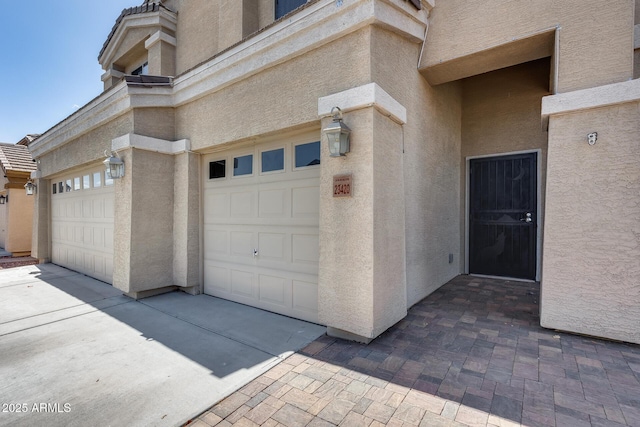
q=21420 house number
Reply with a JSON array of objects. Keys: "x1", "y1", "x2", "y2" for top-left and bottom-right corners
[{"x1": 333, "y1": 174, "x2": 352, "y2": 197}]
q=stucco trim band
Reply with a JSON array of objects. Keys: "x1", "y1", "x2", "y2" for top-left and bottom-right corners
[
  {"x1": 318, "y1": 83, "x2": 407, "y2": 124},
  {"x1": 542, "y1": 79, "x2": 640, "y2": 121},
  {"x1": 111, "y1": 133, "x2": 191, "y2": 155}
]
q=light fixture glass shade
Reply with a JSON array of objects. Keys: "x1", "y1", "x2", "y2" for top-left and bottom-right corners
[
  {"x1": 0, "y1": 195, "x2": 6, "y2": 204},
  {"x1": 24, "y1": 180, "x2": 36, "y2": 196},
  {"x1": 104, "y1": 155, "x2": 125, "y2": 179},
  {"x1": 323, "y1": 119, "x2": 351, "y2": 157}
]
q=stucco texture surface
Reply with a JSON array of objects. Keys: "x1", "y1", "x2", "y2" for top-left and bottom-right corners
[
  {"x1": 542, "y1": 102, "x2": 640, "y2": 344},
  {"x1": 421, "y1": 0, "x2": 634, "y2": 92},
  {"x1": 129, "y1": 149, "x2": 174, "y2": 291},
  {"x1": 370, "y1": 27, "x2": 462, "y2": 308},
  {"x1": 176, "y1": 27, "x2": 372, "y2": 150},
  {"x1": 319, "y1": 108, "x2": 376, "y2": 338},
  {"x1": 37, "y1": 113, "x2": 133, "y2": 178}
]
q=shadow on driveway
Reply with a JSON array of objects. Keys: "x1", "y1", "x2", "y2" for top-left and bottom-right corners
[{"x1": 0, "y1": 263, "x2": 325, "y2": 427}]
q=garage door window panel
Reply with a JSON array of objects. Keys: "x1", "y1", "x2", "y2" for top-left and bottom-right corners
[
  {"x1": 261, "y1": 148, "x2": 285, "y2": 174},
  {"x1": 209, "y1": 160, "x2": 226, "y2": 179},
  {"x1": 233, "y1": 154, "x2": 253, "y2": 177},
  {"x1": 294, "y1": 141, "x2": 320, "y2": 169}
]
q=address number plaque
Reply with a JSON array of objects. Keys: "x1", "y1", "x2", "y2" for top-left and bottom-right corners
[{"x1": 333, "y1": 174, "x2": 352, "y2": 197}]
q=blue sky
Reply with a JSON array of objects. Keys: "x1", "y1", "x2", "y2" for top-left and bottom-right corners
[{"x1": 0, "y1": 0, "x2": 141, "y2": 143}]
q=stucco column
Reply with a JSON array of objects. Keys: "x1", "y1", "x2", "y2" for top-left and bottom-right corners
[
  {"x1": 112, "y1": 147, "x2": 175, "y2": 298},
  {"x1": 540, "y1": 80, "x2": 640, "y2": 345},
  {"x1": 318, "y1": 84, "x2": 408, "y2": 343},
  {"x1": 145, "y1": 31, "x2": 176, "y2": 77},
  {"x1": 30, "y1": 173, "x2": 50, "y2": 263},
  {"x1": 173, "y1": 151, "x2": 200, "y2": 293}
]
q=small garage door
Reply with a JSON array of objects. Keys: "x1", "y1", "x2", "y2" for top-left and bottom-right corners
[
  {"x1": 51, "y1": 165, "x2": 115, "y2": 284},
  {"x1": 203, "y1": 137, "x2": 321, "y2": 323}
]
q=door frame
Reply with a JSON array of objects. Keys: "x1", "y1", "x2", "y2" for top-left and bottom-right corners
[{"x1": 464, "y1": 149, "x2": 542, "y2": 281}]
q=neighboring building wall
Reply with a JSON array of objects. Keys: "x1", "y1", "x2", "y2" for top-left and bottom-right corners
[
  {"x1": 542, "y1": 98, "x2": 640, "y2": 345},
  {"x1": 5, "y1": 189, "x2": 34, "y2": 255},
  {"x1": 0, "y1": 176, "x2": 7, "y2": 248},
  {"x1": 421, "y1": 0, "x2": 634, "y2": 92}
]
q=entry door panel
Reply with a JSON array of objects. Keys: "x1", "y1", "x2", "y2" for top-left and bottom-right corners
[{"x1": 469, "y1": 153, "x2": 537, "y2": 280}]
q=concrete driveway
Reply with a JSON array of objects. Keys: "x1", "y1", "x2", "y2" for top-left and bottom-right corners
[{"x1": 0, "y1": 264, "x2": 325, "y2": 427}]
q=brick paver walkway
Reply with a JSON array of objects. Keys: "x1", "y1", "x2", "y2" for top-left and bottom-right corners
[{"x1": 188, "y1": 275, "x2": 640, "y2": 426}]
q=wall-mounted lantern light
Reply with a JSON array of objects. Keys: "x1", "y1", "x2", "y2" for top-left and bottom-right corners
[
  {"x1": 104, "y1": 151, "x2": 125, "y2": 179},
  {"x1": 323, "y1": 107, "x2": 351, "y2": 157},
  {"x1": 24, "y1": 180, "x2": 36, "y2": 196},
  {"x1": 0, "y1": 194, "x2": 7, "y2": 204}
]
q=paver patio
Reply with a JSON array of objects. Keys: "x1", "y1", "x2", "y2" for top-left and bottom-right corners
[{"x1": 189, "y1": 275, "x2": 640, "y2": 427}]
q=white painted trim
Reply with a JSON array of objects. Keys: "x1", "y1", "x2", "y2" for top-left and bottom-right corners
[
  {"x1": 101, "y1": 69, "x2": 125, "y2": 83},
  {"x1": 145, "y1": 30, "x2": 177, "y2": 49},
  {"x1": 542, "y1": 79, "x2": 640, "y2": 120},
  {"x1": 318, "y1": 83, "x2": 407, "y2": 124},
  {"x1": 111, "y1": 133, "x2": 191, "y2": 155},
  {"x1": 464, "y1": 149, "x2": 542, "y2": 282}
]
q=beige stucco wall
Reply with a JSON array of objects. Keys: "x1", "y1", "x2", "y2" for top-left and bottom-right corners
[
  {"x1": 176, "y1": 27, "x2": 373, "y2": 149},
  {"x1": 173, "y1": 0, "x2": 220, "y2": 75},
  {"x1": 421, "y1": 0, "x2": 634, "y2": 93},
  {"x1": 113, "y1": 148, "x2": 175, "y2": 295},
  {"x1": 541, "y1": 101, "x2": 640, "y2": 344},
  {"x1": 319, "y1": 107, "x2": 407, "y2": 340},
  {"x1": 31, "y1": 178, "x2": 50, "y2": 262},
  {"x1": 173, "y1": 151, "x2": 200, "y2": 290},
  {"x1": 36, "y1": 113, "x2": 133, "y2": 178},
  {"x1": 369, "y1": 27, "x2": 463, "y2": 307},
  {"x1": 133, "y1": 108, "x2": 176, "y2": 141}
]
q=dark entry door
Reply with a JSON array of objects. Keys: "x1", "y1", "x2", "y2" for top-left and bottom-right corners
[{"x1": 469, "y1": 153, "x2": 537, "y2": 280}]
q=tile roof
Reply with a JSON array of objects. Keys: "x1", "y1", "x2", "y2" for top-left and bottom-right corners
[
  {"x1": 0, "y1": 143, "x2": 37, "y2": 173},
  {"x1": 98, "y1": 1, "x2": 174, "y2": 61}
]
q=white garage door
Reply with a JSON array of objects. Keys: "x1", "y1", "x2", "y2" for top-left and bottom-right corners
[
  {"x1": 203, "y1": 137, "x2": 321, "y2": 323},
  {"x1": 51, "y1": 165, "x2": 114, "y2": 284}
]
